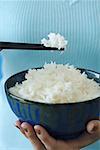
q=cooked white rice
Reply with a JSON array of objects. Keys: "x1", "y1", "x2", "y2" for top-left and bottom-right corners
[
  {"x1": 9, "y1": 63, "x2": 100, "y2": 104},
  {"x1": 41, "y1": 33, "x2": 68, "y2": 50}
]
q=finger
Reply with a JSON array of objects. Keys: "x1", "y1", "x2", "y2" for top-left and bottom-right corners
[
  {"x1": 21, "y1": 122, "x2": 45, "y2": 150},
  {"x1": 71, "y1": 130, "x2": 100, "y2": 149},
  {"x1": 34, "y1": 125, "x2": 57, "y2": 150},
  {"x1": 15, "y1": 120, "x2": 22, "y2": 128},
  {"x1": 72, "y1": 120, "x2": 100, "y2": 149},
  {"x1": 87, "y1": 120, "x2": 100, "y2": 135},
  {"x1": 15, "y1": 120, "x2": 26, "y2": 137}
]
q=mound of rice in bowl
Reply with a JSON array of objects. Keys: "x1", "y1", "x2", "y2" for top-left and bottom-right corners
[{"x1": 9, "y1": 63, "x2": 100, "y2": 104}]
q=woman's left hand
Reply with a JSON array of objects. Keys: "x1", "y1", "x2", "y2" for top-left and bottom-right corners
[{"x1": 15, "y1": 120, "x2": 100, "y2": 150}]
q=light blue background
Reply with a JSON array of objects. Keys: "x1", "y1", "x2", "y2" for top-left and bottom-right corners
[
  {"x1": 0, "y1": 0, "x2": 100, "y2": 150},
  {"x1": 0, "y1": 55, "x2": 2, "y2": 79}
]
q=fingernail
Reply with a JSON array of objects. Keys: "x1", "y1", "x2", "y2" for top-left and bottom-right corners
[
  {"x1": 36, "y1": 129, "x2": 41, "y2": 135},
  {"x1": 89, "y1": 123, "x2": 94, "y2": 133},
  {"x1": 24, "y1": 129, "x2": 28, "y2": 132}
]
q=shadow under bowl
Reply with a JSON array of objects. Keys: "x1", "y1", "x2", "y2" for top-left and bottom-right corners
[{"x1": 5, "y1": 68, "x2": 100, "y2": 140}]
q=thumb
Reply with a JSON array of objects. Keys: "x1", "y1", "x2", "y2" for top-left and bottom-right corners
[
  {"x1": 87, "y1": 120, "x2": 100, "y2": 136},
  {"x1": 34, "y1": 125, "x2": 56, "y2": 150}
]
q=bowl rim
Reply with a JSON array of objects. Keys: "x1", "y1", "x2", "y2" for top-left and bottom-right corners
[
  {"x1": 5, "y1": 67, "x2": 100, "y2": 106},
  {"x1": 7, "y1": 92, "x2": 100, "y2": 106}
]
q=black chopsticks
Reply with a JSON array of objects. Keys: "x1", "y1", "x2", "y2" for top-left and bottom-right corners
[{"x1": 0, "y1": 42, "x2": 64, "y2": 51}]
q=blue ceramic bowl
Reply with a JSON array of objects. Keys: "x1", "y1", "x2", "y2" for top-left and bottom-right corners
[{"x1": 5, "y1": 68, "x2": 100, "y2": 140}]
